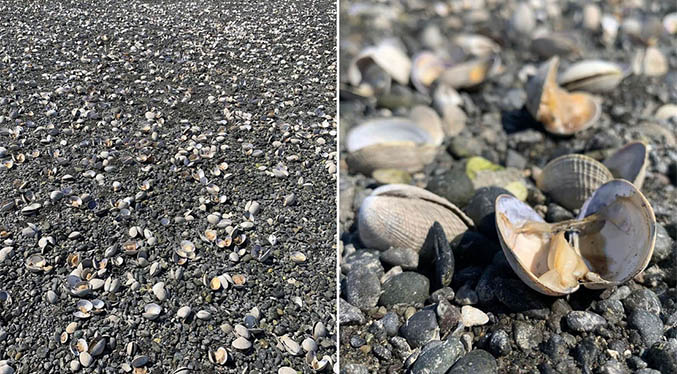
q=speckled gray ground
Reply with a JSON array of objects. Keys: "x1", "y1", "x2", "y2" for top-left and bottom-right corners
[{"x1": 0, "y1": 0, "x2": 337, "y2": 373}]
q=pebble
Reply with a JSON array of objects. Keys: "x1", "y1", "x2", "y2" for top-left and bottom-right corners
[
  {"x1": 494, "y1": 278, "x2": 549, "y2": 317},
  {"x1": 46, "y1": 290, "x2": 58, "y2": 304},
  {"x1": 339, "y1": 298, "x2": 365, "y2": 325},
  {"x1": 651, "y1": 223, "x2": 673, "y2": 264},
  {"x1": 79, "y1": 351, "x2": 93, "y2": 368},
  {"x1": 448, "y1": 349, "x2": 497, "y2": 374},
  {"x1": 566, "y1": 311, "x2": 607, "y2": 332},
  {"x1": 628, "y1": 310, "x2": 664, "y2": 346},
  {"x1": 436, "y1": 299, "x2": 461, "y2": 337},
  {"x1": 427, "y1": 167, "x2": 475, "y2": 207},
  {"x1": 574, "y1": 337, "x2": 600, "y2": 369},
  {"x1": 623, "y1": 289, "x2": 662, "y2": 316},
  {"x1": 400, "y1": 309, "x2": 439, "y2": 348},
  {"x1": 380, "y1": 312, "x2": 400, "y2": 337},
  {"x1": 464, "y1": 187, "x2": 512, "y2": 239},
  {"x1": 409, "y1": 337, "x2": 465, "y2": 374},
  {"x1": 344, "y1": 267, "x2": 381, "y2": 310},
  {"x1": 379, "y1": 272, "x2": 430, "y2": 306},
  {"x1": 460, "y1": 306, "x2": 488, "y2": 327},
  {"x1": 341, "y1": 363, "x2": 369, "y2": 374},
  {"x1": 342, "y1": 250, "x2": 384, "y2": 277},
  {"x1": 489, "y1": 329, "x2": 511, "y2": 356},
  {"x1": 379, "y1": 247, "x2": 419, "y2": 269},
  {"x1": 454, "y1": 285, "x2": 478, "y2": 305},
  {"x1": 645, "y1": 339, "x2": 677, "y2": 374}
]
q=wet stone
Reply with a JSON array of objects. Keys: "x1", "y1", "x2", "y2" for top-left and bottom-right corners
[
  {"x1": 427, "y1": 167, "x2": 475, "y2": 208},
  {"x1": 344, "y1": 266, "x2": 381, "y2": 310},
  {"x1": 628, "y1": 310, "x2": 663, "y2": 347},
  {"x1": 448, "y1": 349, "x2": 497, "y2": 374},
  {"x1": 566, "y1": 311, "x2": 606, "y2": 333},
  {"x1": 623, "y1": 289, "x2": 662, "y2": 316},
  {"x1": 514, "y1": 321, "x2": 542, "y2": 350},
  {"x1": 490, "y1": 330, "x2": 511, "y2": 356},
  {"x1": 400, "y1": 309, "x2": 440, "y2": 348},
  {"x1": 409, "y1": 337, "x2": 465, "y2": 374},
  {"x1": 379, "y1": 247, "x2": 419, "y2": 270},
  {"x1": 379, "y1": 272, "x2": 430, "y2": 307},
  {"x1": 380, "y1": 312, "x2": 400, "y2": 337},
  {"x1": 340, "y1": 298, "x2": 366, "y2": 326}
]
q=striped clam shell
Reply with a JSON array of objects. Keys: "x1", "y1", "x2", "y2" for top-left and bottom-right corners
[
  {"x1": 358, "y1": 184, "x2": 473, "y2": 251},
  {"x1": 535, "y1": 154, "x2": 613, "y2": 210}
]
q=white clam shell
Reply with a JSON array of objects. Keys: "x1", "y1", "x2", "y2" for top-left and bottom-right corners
[
  {"x1": 358, "y1": 184, "x2": 472, "y2": 251},
  {"x1": 348, "y1": 40, "x2": 411, "y2": 87},
  {"x1": 345, "y1": 108, "x2": 444, "y2": 174},
  {"x1": 495, "y1": 179, "x2": 655, "y2": 296},
  {"x1": 558, "y1": 60, "x2": 627, "y2": 93}
]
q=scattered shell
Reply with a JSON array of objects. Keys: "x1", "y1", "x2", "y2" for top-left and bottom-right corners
[
  {"x1": 0, "y1": 290, "x2": 11, "y2": 305},
  {"x1": 632, "y1": 47, "x2": 668, "y2": 77},
  {"x1": 655, "y1": 104, "x2": 677, "y2": 121},
  {"x1": 204, "y1": 229, "x2": 217, "y2": 242},
  {"x1": 196, "y1": 310, "x2": 211, "y2": 320},
  {"x1": 26, "y1": 254, "x2": 51, "y2": 272},
  {"x1": 558, "y1": 60, "x2": 627, "y2": 93},
  {"x1": 74, "y1": 300, "x2": 93, "y2": 319},
  {"x1": 278, "y1": 367, "x2": 296, "y2": 374},
  {"x1": 231, "y1": 274, "x2": 246, "y2": 288},
  {"x1": 89, "y1": 336, "x2": 106, "y2": 356},
  {"x1": 348, "y1": 40, "x2": 411, "y2": 93},
  {"x1": 526, "y1": 57, "x2": 601, "y2": 135},
  {"x1": 280, "y1": 335, "x2": 302, "y2": 356},
  {"x1": 232, "y1": 337, "x2": 252, "y2": 350},
  {"x1": 79, "y1": 351, "x2": 94, "y2": 368},
  {"x1": 534, "y1": 154, "x2": 613, "y2": 211},
  {"x1": 142, "y1": 303, "x2": 161, "y2": 320},
  {"x1": 604, "y1": 141, "x2": 648, "y2": 189},
  {"x1": 208, "y1": 347, "x2": 228, "y2": 365},
  {"x1": 290, "y1": 251, "x2": 306, "y2": 263},
  {"x1": 152, "y1": 282, "x2": 167, "y2": 301},
  {"x1": 495, "y1": 179, "x2": 655, "y2": 295},
  {"x1": 177, "y1": 306, "x2": 192, "y2": 319},
  {"x1": 131, "y1": 355, "x2": 149, "y2": 368},
  {"x1": 302, "y1": 337, "x2": 317, "y2": 352},
  {"x1": 345, "y1": 112, "x2": 443, "y2": 174},
  {"x1": 410, "y1": 51, "x2": 448, "y2": 93},
  {"x1": 358, "y1": 184, "x2": 472, "y2": 251}
]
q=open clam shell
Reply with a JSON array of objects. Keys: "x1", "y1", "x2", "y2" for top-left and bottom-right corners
[
  {"x1": 535, "y1": 154, "x2": 613, "y2": 211},
  {"x1": 526, "y1": 57, "x2": 601, "y2": 135},
  {"x1": 348, "y1": 40, "x2": 411, "y2": 93},
  {"x1": 345, "y1": 107, "x2": 444, "y2": 174},
  {"x1": 411, "y1": 51, "x2": 448, "y2": 93},
  {"x1": 604, "y1": 141, "x2": 648, "y2": 189},
  {"x1": 358, "y1": 184, "x2": 473, "y2": 251},
  {"x1": 558, "y1": 60, "x2": 628, "y2": 93},
  {"x1": 495, "y1": 179, "x2": 655, "y2": 296},
  {"x1": 438, "y1": 56, "x2": 499, "y2": 89}
]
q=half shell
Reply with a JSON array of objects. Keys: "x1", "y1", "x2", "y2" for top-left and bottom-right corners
[
  {"x1": 358, "y1": 184, "x2": 473, "y2": 251},
  {"x1": 495, "y1": 179, "x2": 655, "y2": 295},
  {"x1": 348, "y1": 40, "x2": 411, "y2": 91},
  {"x1": 411, "y1": 52, "x2": 448, "y2": 93},
  {"x1": 535, "y1": 154, "x2": 613, "y2": 211},
  {"x1": 526, "y1": 57, "x2": 601, "y2": 135},
  {"x1": 438, "y1": 56, "x2": 498, "y2": 89},
  {"x1": 604, "y1": 141, "x2": 648, "y2": 189},
  {"x1": 558, "y1": 60, "x2": 627, "y2": 93},
  {"x1": 345, "y1": 107, "x2": 444, "y2": 174}
]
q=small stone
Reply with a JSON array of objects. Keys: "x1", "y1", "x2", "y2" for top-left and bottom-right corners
[
  {"x1": 598, "y1": 360, "x2": 628, "y2": 374},
  {"x1": 380, "y1": 312, "x2": 400, "y2": 337},
  {"x1": 454, "y1": 285, "x2": 478, "y2": 305},
  {"x1": 645, "y1": 340, "x2": 677, "y2": 374},
  {"x1": 460, "y1": 306, "x2": 488, "y2": 327},
  {"x1": 342, "y1": 250, "x2": 384, "y2": 277},
  {"x1": 427, "y1": 167, "x2": 475, "y2": 207},
  {"x1": 574, "y1": 337, "x2": 600, "y2": 369},
  {"x1": 490, "y1": 329, "x2": 511, "y2": 356},
  {"x1": 79, "y1": 351, "x2": 93, "y2": 368},
  {"x1": 46, "y1": 290, "x2": 58, "y2": 304},
  {"x1": 464, "y1": 187, "x2": 513, "y2": 239},
  {"x1": 341, "y1": 363, "x2": 369, "y2": 374},
  {"x1": 379, "y1": 247, "x2": 419, "y2": 270},
  {"x1": 566, "y1": 311, "x2": 606, "y2": 332},
  {"x1": 623, "y1": 289, "x2": 661, "y2": 316},
  {"x1": 494, "y1": 278, "x2": 549, "y2": 317},
  {"x1": 344, "y1": 267, "x2": 381, "y2": 310},
  {"x1": 514, "y1": 321, "x2": 542, "y2": 350},
  {"x1": 448, "y1": 349, "x2": 497, "y2": 374},
  {"x1": 177, "y1": 306, "x2": 192, "y2": 319},
  {"x1": 546, "y1": 203, "x2": 574, "y2": 222},
  {"x1": 339, "y1": 298, "x2": 365, "y2": 325},
  {"x1": 543, "y1": 334, "x2": 568, "y2": 361},
  {"x1": 651, "y1": 223, "x2": 673, "y2": 264},
  {"x1": 409, "y1": 337, "x2": 465, "y2": 374},
  {"x1": 505, "y1": 150, "x2": 527, "y2": 169},
  {"x1": 436, "y1": 299, "x2": 461, "y2": 337},
  {"x1": 628, "y1": 310, "x2": 663, "y2": 346},
  {"x1": 371, "y1": 168, "x2": 412, "y2": 184},
  {"x1": 379, "y1": 272, "x2": 429, "y2": 307},
  {"x1": 400, "y1": 310, "x2": 439, "y2": 348}
]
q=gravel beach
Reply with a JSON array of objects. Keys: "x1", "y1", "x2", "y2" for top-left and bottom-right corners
[
  {"x1": 339, "y1": 0, "x2": 676, "y2": 373},
  {"x1": 0, "y1": 0, "x2": 337, "y2": 373}
]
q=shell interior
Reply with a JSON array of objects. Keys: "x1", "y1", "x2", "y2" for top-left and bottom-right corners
[{"x1": 345, "y1": 118, "x2": 440, "y2": 153}]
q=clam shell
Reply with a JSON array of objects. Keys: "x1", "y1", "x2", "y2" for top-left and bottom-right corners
[
  {"x1": 358, "y1": 184, "x2": 472, "y2": 251},
  {"x1": 348, "y1": 40, "x2": 411, "y2": 87},
  {"x1": 345, "y1": 115, "x2": 443, "y2": 174},
  {"x1": 438, "y1": 56, "x2": 497, "y2": 89},
  {"x1": 558, "y1": 60, "x2": 627, "y2": 93},
  {"x1": 526, "y1": 57, "x2": 601, "y2": 135},
  {"x1": 535, "y1": 154, "x2": 612, "y2": 210},
  {"x1": 495, "y1": 195, "x2": 567, "y2": 295},
  {"x1": 603, "y1": 141, "x2": 648, "y2": 189},
  {"x1": 411, "y1": 51, "x2": 448, "y2": 93},
  {"x1": 531, "y1": 33, "x2": 580, "y2": 58},
  {"x1": 577, "y1": 179, "x2": 655, "y2": 288},
  {"x1": 452, "y1": 34, "x2": 500, "y2": 57},
  {"x1": 632, "y1": 47, "x2": 668, "y2": 77}
]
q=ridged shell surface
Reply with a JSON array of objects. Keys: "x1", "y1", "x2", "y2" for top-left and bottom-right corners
[
  {"x1": 537, "y1": 154, "x2": 613, "y2": 210},
  {"x1": 358, "y1": 184, "x2": 472, "y2": 251}
]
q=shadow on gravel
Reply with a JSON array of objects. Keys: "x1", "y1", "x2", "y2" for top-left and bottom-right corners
[{"x1": 500, "y1": 107, "x2": 542, "y2": 134}]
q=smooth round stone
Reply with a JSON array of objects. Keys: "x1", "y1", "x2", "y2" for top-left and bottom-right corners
[
  {"x1": 344, "y1": 266, "x2": 381, "y2": 310},
  {"x1": 379, "y1": 247, "x2": 418, "y2": 270},
  {"x1": 46, "y1": 290, "x2": 58, "y2": 304},
  {"x1": 379, "y1": 272, "x2": 430, "y2": 306},
  {"x1": 400, "y1": 309, "x2": 439, "y2": 348},
  {"x1": 645, "y1": 340, "x2": 677, "y2": 374},
  {"x1": 177, "y1": 306, "x2": 191, "y2": 319},
  {"x1": 380, "y1": 312, "x2": 400, "y2": 337},
  {"x1": 409, "y1": 337, "x2": 465, "y2": 374},
  {"x1": 464, "y1": 186, "x2": 512, "y2": 239},
  {"x1": 623, "y1": 289, "x2": 661, "y2": 316},
  {"x1": 489, "y1": 330, "x2": 511, "y2": 356},
  {"x1": 628, "y1": 310, "x2": 663, "y2": 346},
  {"x1": 566, "y1": 311, "x2": 606, "y2": 333},
  {"x1": 427, "y1": 167, "x2": 475, "y2": 207},
  {"x1": 79, "y1": 351, "x2": 93, "y2": 368},
  {"x1": 460, "y1": 306, "x2": 488, "y2": 327},
  {"x1": 650, "y1": 223, "x2": 673, "y2": 264},
  {"x1": 448, "y1": 349, "x2": 497, "y2": 374}
]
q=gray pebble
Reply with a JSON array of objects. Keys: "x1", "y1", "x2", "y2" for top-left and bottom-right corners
[
  {"x1": 490, "y1": 329, "x2": 511, "y2": 356},
  {"x1": 339, "y1": 298, "x2": 365, "y2": 325},
  {"x1": 448, "y1": 349, "x2": 497, "y2": 374},
  {"x1": 566, "y1": 311, "x2": 606, "y2": 332},
  {"x1": 628, "y1": 310, "x2": 664, "y2": 346},
  {"x1": 379, "y1": 272, "x2": 429, "y2": 307},
  {"x1": 400, "y1": 309, "x2": 439, "y2": 348},
  {"x1": 409, "y1": 337, "x2": 465, "y2": 374},
  {"x1": 379, "y1": 247, "x2": 419, "y2": 270},
  {"x1": 623, "y1": 289, "x2": 661, "y2": 316},
  {"x1": 344, "y1": 266, "x2": 380, "y2": 310}
]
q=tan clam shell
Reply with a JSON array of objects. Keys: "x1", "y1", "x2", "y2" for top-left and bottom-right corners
[
  {"x1": 451, "y1": 34, "x2": 500, "y2": 57},
  {"x1": 348, "y1": 41, "x2": 411, "y2": 87},
  {"x1": 358, "y1": 184, "x2": 473, "y2": 251},
  {"x1": 437, "y1": 56, "x2": 498, "y2": 89},
  {"x1": 558, "y1": 60, "x2": 627, "y2": 93},
  {"x1": 411, "y1": 51, "x2": 448, "y2": 93},
  {"x1": 495, "y1": 179, "x2": 655, "y2": 295},
  {"x1": 604, "y1": 141, "x2": 648, "y2": 189},
  {"x1": 535, "y1": 154, "x2": 613, "y2": 210},
  {"x1": 526, "y1": 56, "x2": 601, "y2": 135},
  {"x1": 632, "y1": 47, "x2": 668, "y2": 77},
  {"x1": 345, "y1": 107, "x2": 444, "y2": 174}
]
